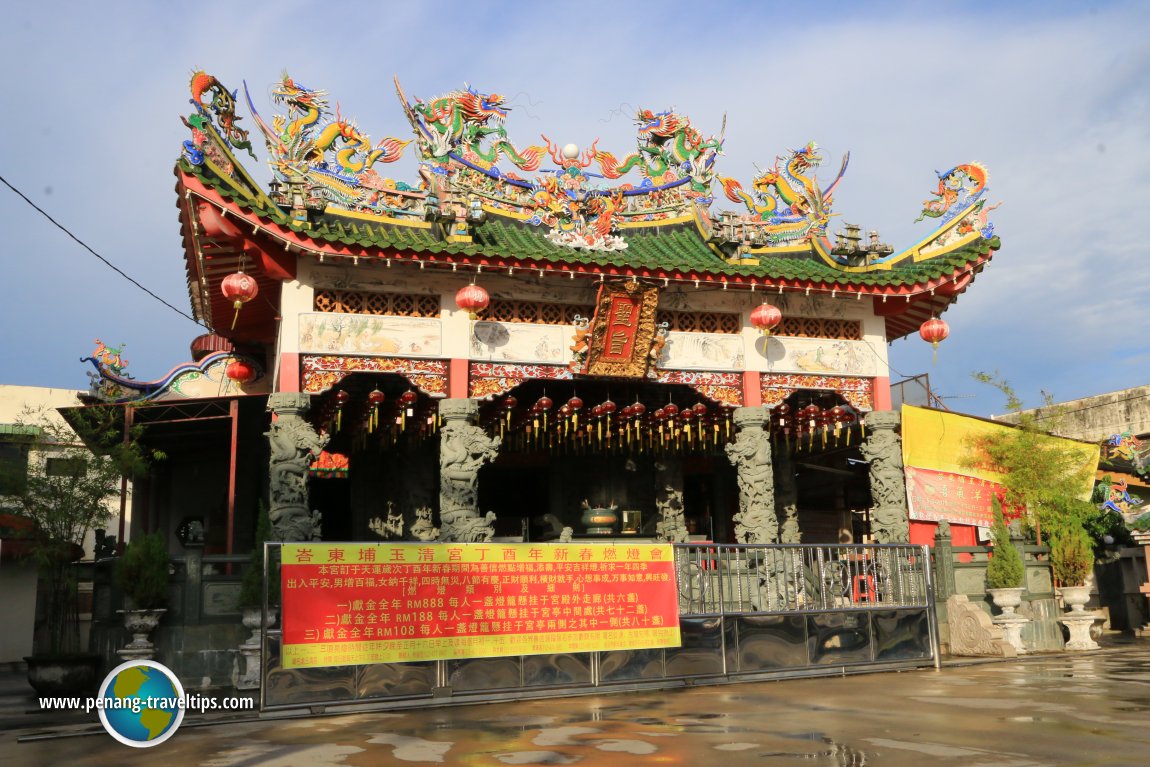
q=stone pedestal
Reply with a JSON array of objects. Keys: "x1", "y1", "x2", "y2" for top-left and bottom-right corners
[
  {"x1": 1059, "y1": 614, "x2": 1101, "y2": 651},
  {"x1": 232, "y1": 644, "x2": 262, "y2": 690},
  {"x1": 116, "y1": 609, "x2": 165, "y2": 662},
  {"x1": 992, "y1": 614, "x2": 1029, "y2": 654},
  {"x1": 232, "y1": 608, "x2": 276, "y2": 690}
]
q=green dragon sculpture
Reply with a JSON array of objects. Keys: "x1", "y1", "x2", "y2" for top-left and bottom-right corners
[
  {"x1": 592, "y1": 108, "x2": 723, "y2": 192},
  {"x1": 394, "y1": 78, "x2": 544, "y2": 172}
]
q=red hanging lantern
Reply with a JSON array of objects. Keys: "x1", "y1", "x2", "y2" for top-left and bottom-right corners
[
  {"x1": 919, "y1": 317, "x2": 950, "y2": 347},
  {"x1": 399, "y1": 390, "x2": 418, "y2": 429},
  {"x1": 367, "y1": 388, "x2": 386, "y2": 432},
  {"x1": 663, "y1": 402, "x2": 679, "y2": 417},
  {"x1": 332, "y1": 389, "x2": 351, "y2": 431},
  {"x1": 225, "y1": 359, "x2": 255, "y2": 384},
  {"x1": 750, "y1": 302, "x2": 782, "y2": 336},
  {"x1": 456, "y1": 283, "x2": 490, "y2": 320},
  {"x1": 919, "y1": 317, "x2": 950, "y2": 364},
  {"x1": 221, "y1": 271, "x2": 259, "y2": 330}
]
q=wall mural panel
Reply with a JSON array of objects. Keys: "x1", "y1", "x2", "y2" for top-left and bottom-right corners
[
  {"x1": 470, "y1": 322, "x2": 569, "y2": 365},
  {"x1": 764, "y1": 336, "x2": 876, "y2": 377},
  {"x1": 660, "y1": 332, "x2": 745, "y2": 371},
  {"x1": 299, "y1": 313, "x2": 443, "y2": 357}
]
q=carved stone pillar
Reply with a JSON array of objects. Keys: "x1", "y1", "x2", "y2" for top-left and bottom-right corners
[
  {"x1": 266, "y1": 393, "x2": 327, "y2": 542},
  {"x1": 654, "y1": 459, "x2": 688, "y2": 543},
  {"x1": 774, "y1": 442, "x2": 801, "y2": 543},
  {"x1": 860, "y1": 410, "x2": 910, "y2": 543},
  {"x1": 725, "y1": 406, "x2": 777, "y2": 544},
  {"x1": 438, "y1": 399, "x2": 501, "y2": 542}
]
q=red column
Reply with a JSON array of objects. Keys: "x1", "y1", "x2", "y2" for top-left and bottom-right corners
[
  {"x1": 278, "y1": 352, "x2": 301, "y2": 393},
  {"x1": 742, "y1": 370, "x2": 762, "y2": 407},
  {"x1": 226, "y1": 398, "x2": 239, "y2": 556},
  {"x1": 872, "y1": 376, "x2": 892, "y2": 411},
  {"x1": 448, "y1": 358, "x2": 469, "y2": 398}
]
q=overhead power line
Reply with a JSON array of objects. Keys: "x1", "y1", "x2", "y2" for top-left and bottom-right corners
[{"x1": 0, "y1": 173, "x2": 206, "y2": 328}]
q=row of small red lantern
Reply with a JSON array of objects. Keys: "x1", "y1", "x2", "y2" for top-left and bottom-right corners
[
  {"x1": 314, "y1": 388, "x2": 431, "y2": 438},
  {"x1": 488, "y1": 394, "x2": 735, "y2": 453},
  {"x1": 768, "y1": 402, "x2": 862, "y2": 449}
]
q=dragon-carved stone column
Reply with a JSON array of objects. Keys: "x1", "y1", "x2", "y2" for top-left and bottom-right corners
[
  {"x1": 266, "y1": 393, "x2": 328, "y2": 542},
  {"x1": 774, "y1": 442, "x2": 802, "y2": 543},
  {"x1": 438, "y1": 399, "x2": 501, "y2": 543},
  {"x1": 725, "y1": 406, "x2": 778, "y2": 544},
  {"x1": 654, "y1": 459, "x2": 689, "y2": 543},
  {"x1": 860, "y1": 410, "x2": 910, "y2": 543}
]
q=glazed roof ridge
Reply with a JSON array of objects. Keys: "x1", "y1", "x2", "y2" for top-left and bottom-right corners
[{"x1": 181, "y1": 156, "x2": 997, "y2": 293}]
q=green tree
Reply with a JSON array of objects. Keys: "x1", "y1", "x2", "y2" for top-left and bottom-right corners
[
  {"x1": 238, "y1": 501, "x2": 277, "y2": 609},
  {"x1": 966, "y1": 372, "x2": 1097, "y2": 585},
  {"x1": 985, "y1": 495, "x2": 1025, "y2": 589},
  {"x1": 0, "y1": 406, "x2": 158, "y2": 656},
  {"x1": 115, "y1": 532, "x2": 170, "y2": 609}
]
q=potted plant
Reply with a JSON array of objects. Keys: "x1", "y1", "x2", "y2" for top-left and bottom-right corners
[
  {"x1": 1, "y1": 406, "x2": 156, "y2": 695},
  {"x1": 114, "y1": 532, "x2": 170, "y2": 660},
  {"x1": 985, "y1": 495, "x2": 1026, "y2": 615},
  {"x1": 1050, "y1": 522, "x2": 1095, "y2": 612},
  {"x1": 233, "y1": 502, "x2": 277, "y2": 690}
]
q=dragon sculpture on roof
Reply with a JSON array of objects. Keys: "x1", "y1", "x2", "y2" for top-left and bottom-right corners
[
  {"x1": 180, "y1": 71, "x2": 999, "y2": 260},
  {"x1": 593, "y1": 108, "x2": 724, "y2": 193},
  {"x1": 243, "y1": 74, "x2": 413, "y2": 215},
  {"x1": 395, "y1": 78, "x2": 545, "y2": 172},
  {"x1": 718, "y1": 142, "x2": 850, "y2": 246}
]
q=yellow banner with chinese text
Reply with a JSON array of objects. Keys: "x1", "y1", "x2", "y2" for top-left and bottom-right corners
[
  {"x1": 901, "y1": 405, "x2": 1099, "y2": 526},
  {"x1": 280, "y1": 542, "x2": 681, "y2": 668}
]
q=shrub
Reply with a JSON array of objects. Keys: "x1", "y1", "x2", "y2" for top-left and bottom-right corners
[
  {"x1": 985, "y1": 495, "x2": 1025, "y2": 589},
  {"x1": 115, "y1": 532, "x2": 170, "y2": 610},
  {"x1": 238, "y1": 501, "x2": 276, "y2": 608},
  {"x1": 1050, "y1": 525, "x2": 1094, "y2": 587}
]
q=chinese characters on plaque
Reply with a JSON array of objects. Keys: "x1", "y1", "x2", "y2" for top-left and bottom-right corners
[{"x1": 281, "y1": 543, "x2": 681, "y2": 668}]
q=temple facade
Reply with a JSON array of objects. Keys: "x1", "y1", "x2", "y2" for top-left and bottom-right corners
[{"x1": 83, "y1": 70, "x2": 1001, "y2": 563}]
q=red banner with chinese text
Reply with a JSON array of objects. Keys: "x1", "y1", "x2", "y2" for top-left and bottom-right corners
[
  {"x1": 280, "y1": 543, "x2": 681, "y2": 669},
  {"x1": 905, "y1": 466, "x2": 1013, "y2": 527}
]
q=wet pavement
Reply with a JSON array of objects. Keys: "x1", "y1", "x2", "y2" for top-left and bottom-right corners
[{"x1": 4, "y1": 644, "x2": 1150, "y2": 765}]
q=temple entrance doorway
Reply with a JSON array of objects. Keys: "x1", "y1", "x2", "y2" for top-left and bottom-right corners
[
  {"x1": 478, "y1": 379, "x2": 737, "y2": 542},
  {"x1": 770, "y1": 389, "x2": 871, "y2": 544},
  {"x1": 307, "y1": 372, "x2": 441, "y2": 542}
]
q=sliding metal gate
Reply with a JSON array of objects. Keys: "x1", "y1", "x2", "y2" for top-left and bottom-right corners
[{"x1": 258, "y1": 542, "x2": 938, "y2": 712}]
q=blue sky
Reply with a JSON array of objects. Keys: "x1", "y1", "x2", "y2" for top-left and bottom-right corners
[{"x1": 1, "y1": 1, "x2": 1147, "y2": 418}]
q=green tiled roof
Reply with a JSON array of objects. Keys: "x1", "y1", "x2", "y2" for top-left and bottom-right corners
[{"x1": 182, "y1": 159, "x2": 998, "y2": 289}]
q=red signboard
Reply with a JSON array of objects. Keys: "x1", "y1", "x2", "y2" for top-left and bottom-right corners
[
  {"x1": 280, "y1": 543, "x2": 681, "y2": 669},
  {"x1": 905, "y1": 466, "x2": 1015, "y2": 527}
]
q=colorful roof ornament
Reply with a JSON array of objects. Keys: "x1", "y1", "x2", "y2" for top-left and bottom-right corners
[{"x1": 175, "y1": 71, "x2": 1003, "y2": 341}]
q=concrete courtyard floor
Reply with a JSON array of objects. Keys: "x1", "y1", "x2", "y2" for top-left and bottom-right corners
[{"x1": 3, "y1": 643, "x2": 1150, "y2": 765}]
